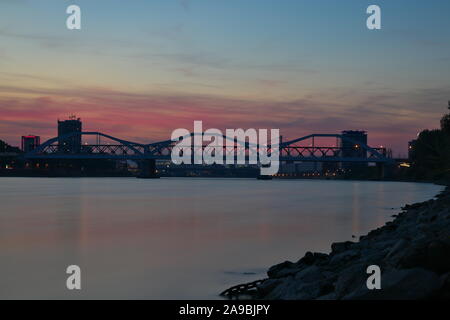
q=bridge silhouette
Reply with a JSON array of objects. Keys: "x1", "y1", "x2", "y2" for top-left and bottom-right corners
[{"x1": 24, "y1": 131, "x2": 393, "y2": 177}]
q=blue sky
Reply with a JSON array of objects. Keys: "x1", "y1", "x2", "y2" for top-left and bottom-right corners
[{"x1": 1, "y1": 0, "x2": 450, "y2": 155}]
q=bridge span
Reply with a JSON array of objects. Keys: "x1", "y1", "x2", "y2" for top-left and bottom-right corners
[{"x1": 23, "y1": 131, "x2": 394, "y2": 178}]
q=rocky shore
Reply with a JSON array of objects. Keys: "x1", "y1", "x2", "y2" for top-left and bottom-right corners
[{"x1": 223, "y1": 185, "x2": 450, "y2": 300}]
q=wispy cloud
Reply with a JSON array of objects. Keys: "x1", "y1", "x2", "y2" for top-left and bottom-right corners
[
  {"x1": 178, "y1": 0, "x2": 190, "y2": 11},
  {"x1": 0, "y1": 81, "x2": 447, "y2": 154}
]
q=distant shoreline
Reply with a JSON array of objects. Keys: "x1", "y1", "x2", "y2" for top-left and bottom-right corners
[{"x1": 0, "y1": 172, "x2": 444, "y2": 187}]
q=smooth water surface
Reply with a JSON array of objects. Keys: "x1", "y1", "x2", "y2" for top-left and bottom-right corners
[{"x1": 0, "y1": 178, "x2": 442, "y2": 299}]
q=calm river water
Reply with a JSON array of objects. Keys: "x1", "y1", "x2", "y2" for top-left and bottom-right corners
[{"x1": 0, "y1": 178, "x2": 442, "y2": 299}]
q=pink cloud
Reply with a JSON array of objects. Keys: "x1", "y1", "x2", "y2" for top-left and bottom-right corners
[{"x1": 0, "y1": 84, "x2": 444, "y2": 155}]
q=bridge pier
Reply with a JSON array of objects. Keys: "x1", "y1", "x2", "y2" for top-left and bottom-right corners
[
  {"x1": 27, "y1": 160, "x2": 41, "y2": 171},
  {"x1": 376, "y1": 163, "x2": 385, "y2": 180},
  {"x1": 137, "y1": 159, "x2": 159, "y2": 179}
]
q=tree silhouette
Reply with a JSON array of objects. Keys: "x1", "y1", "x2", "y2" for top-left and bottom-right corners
[
  {"x1": 441, "y1": 102, "x2": 450, "y2": 135},
  {"x1": 411, "y1": 102, "x2": 450, "y2": 180},
  {"x1": 0, "y1": 140, "x2": 21, "y2": 153}
]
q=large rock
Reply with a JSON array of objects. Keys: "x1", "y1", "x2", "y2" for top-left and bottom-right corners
[
  {"x1": 397, "y1": 244, "x2": 427, "y2": 269},
  {"x1": 373, "y1": 239, "x2": 399, "y2": 251},
  {"x1": 386, "y1": 238, "x2": 409, "y2": 260},
  {"x1": 266, "y1": 277, "x2": 331, "y2": 300},
  {"x1": 358, "y1": 249, "x2": 389, "y2": 267},
  {"x1": 294, "y1": 265, "x2": 323, "y2": 283},
  {"x1": 331, "y1": 241, "x2": 354, "y2": 254},
  {"x1": 263, "y1": 265, "x2": 331, "y2": 300},
  {"x1": 281, "y1": 280, "x2": 326, "y2": 300},
  {"x1": 334, "y1": 263, "x2": 368, "y2": 299},
  {"x1": 296, "y1": 251, "x2": 328, "y2": 266},
  {"x1": 257, "y1": 279, "x2": 283, "y2": 296},
  {"x1": 267, "y1": 261, "x2": 297, "y2": 279},
  {"x1": 397, "y1": 240, "x2": 450, "y2": 274},
  {"x1": 426, "y1": 240, "x2": 450, "y2": 273},
  {"x1": 329, "y1": 250, "x2": 360, "y2": 267}
]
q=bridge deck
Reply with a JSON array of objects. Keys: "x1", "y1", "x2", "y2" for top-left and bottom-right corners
[{"x1": 23, "y1": 132, "x2": 394, "y2": 164}]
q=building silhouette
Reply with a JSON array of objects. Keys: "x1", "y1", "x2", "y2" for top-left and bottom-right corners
[
  {"x1": 21, "y1": 135, "x2": 40, "y2": 153},
  {"x1": 58, "y1": 116, "x2": 82, "y2": 153},
  {"x1": 340, "y1": 130, "x2": 368, "y2": 168},
  {"x1": 408, "y1": 140, "x2": 416, "y2": 160}
]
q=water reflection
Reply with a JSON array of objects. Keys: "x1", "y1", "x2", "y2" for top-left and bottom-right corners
[
  {"x1": 0, "y1": 178, "x2": 442, "y2": 299},
  {"x1": 352, "y1": 182, "x2": 361, "y2": 237}
]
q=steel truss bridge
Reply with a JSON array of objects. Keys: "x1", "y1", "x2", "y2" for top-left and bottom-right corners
[
  {"x1": 23, "y1": 132, "x2": 394, "y2": 176},
  {"x1": 24, "y1": 131, "x2": 393, "y2": 163}
]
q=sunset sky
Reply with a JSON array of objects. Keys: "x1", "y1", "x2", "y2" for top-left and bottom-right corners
[{"x1": 1, "y1": 0, "x2": 450, "y2": 155}]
